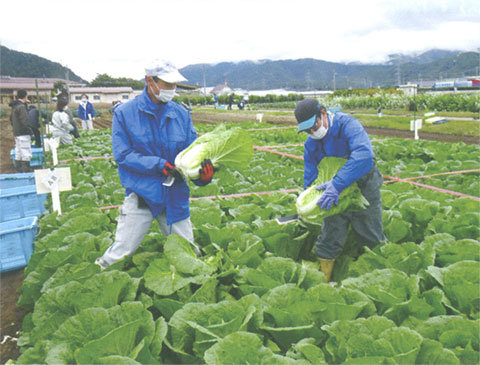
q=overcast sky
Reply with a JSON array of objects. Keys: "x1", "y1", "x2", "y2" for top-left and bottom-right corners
[{"x1": 1, "y1": 0, "x2": 479, "y2": 82}]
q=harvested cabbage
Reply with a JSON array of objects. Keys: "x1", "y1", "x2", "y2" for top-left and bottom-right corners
[
  {"x1": 175, "y1": 124, "x2": 253, "y2": 179},
  {"x1": 296, "y1": 157, "x2": 369, "y2": 223}
]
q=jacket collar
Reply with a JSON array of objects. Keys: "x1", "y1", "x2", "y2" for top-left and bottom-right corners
[
  {"x1": 325, "y1": 112, "x2": 341, "y2": 138},
  {"x1": 138, "y1": 87, "x2": 165, "y2": 114}
]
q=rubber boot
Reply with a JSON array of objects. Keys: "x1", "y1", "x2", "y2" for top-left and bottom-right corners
[
  {"x1": 21, "y1": 160, "x2": 32, "y2": 172},
  {"x1": 14, "y1": 160, "x2": 23, "y2": 173},
  {"x1": 318, "y1": 258, "x2": 335, "y2": 282}
]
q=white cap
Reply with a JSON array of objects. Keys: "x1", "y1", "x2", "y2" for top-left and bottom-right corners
[{"x1": 145, "y1": 60, "x2": 187, "y2": 83}]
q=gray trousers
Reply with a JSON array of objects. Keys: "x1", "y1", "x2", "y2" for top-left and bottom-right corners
[
  {"x1": 315, "y1": 166, "x2": 386, "y2": 259},
  {"x1": 98, "y1": 192, "x2": 198, "y2": 267}
]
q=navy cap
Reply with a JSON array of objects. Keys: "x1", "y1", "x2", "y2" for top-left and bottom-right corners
[{"x1": 295, "y1": 98, "x2": 323, "y2": 133}]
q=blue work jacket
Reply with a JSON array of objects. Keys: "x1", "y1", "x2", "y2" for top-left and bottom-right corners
[
  {"x1": 78, "y1": 101, "x2": 95, "y2": 120},
  {"x1": 112, "y1": 88, "x2": 197, "y2": 224},
  {"x1": 303, "y1": 112, "x2": 374, "y2": 192}
]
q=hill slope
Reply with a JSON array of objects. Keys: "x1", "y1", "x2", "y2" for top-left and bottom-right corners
[{"x1": 0, "y1": 45, "x2": 86, "y2": 82}]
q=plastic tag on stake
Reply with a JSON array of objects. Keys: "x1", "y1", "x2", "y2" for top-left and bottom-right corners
[
  {"x1": 44, "y1": 138, "x2": 60, "y2": 165},
  {"x1": 34, "y1": 167, "x2": 72, "y2": 214}
]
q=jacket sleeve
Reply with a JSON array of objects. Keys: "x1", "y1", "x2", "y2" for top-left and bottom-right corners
[
  {"x1": 332, "y1": 118, "x2": 374, "y2": 192},
  {"x1": 303, "y1": 139, "x2": 323, "y2": 189},
  {"x1": 112, "y1": 108, "x2": 167, "y2": 176},
  {"x1": 88, "y1": 103, "x2": 95, "y2": 118}
]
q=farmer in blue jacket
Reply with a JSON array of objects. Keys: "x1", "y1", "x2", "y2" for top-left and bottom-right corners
[
  {"x1": 77, "y1": 94, "x2": 95, "y2": 130},
  {"x1": 295, "y1": 98, "x2": 386, "y2": 281},
  {"x1": 95, "y1": 60, "x2": 215, "y2": 269}
]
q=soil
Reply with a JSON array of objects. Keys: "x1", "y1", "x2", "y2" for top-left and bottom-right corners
[{"x1": 0, "y1": 110, "x2": 478, "y2": 361}]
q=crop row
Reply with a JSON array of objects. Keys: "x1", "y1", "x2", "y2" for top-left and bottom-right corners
[{"x1": 10, "y1": 122, "x2": 479, "y2": 364}]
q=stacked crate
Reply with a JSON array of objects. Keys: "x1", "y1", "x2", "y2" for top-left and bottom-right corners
[{"x1": 0, "y1": 173, "x2": 47, "y2": 272}]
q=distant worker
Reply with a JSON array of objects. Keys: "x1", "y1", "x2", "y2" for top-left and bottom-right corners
[
  {"x1": 28, "y1": 104, "x2": 42, "y2": 148},
  {"x1": 78, "y1": 93, "x2": 95, "y2": 130},
  {"x1": 10, "y1": 89, "x2": 32, "y2": 172},
  {"x1": 51, "y1": 97, "x2": 75, "y2": 144},
  {"x1": 228, "y1": 93, "x2": 234, "y2": 110},
  {"x1": 295, "y1": 98, "x2": 386, "y2": 281},
  {"x1": 243, "y1": 92, "x2": 249, "y2": 109},
  {"x1": 95, "y1": 60, "x2": 215, "y2": 270},
  {"x1": 58, "y1": 92, "x2": 80, "y2": 138},
  {"x1": 213, "y1": 93, "x2": 218, "y2": 109},
  {"x1": 237, "y1": 98, "x2": 245, "y2": 110}
]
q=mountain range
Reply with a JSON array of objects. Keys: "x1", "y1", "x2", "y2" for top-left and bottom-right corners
[
  {"x1": 1, "y1": 45, "x2": 478, "y2": 90},
  {"x1": 180, "y1": 50, "x2": 479, "y2": 90}
]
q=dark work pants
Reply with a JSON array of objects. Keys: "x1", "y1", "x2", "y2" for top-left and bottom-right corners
[
  {"x1": 315, "y1": 166, "x2": 386, "y2": 259},
  {"x1": 31, "y1": 127, "x2": 42, "y2": 148}
]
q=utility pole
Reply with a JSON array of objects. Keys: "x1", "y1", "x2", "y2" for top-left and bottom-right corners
[
  {"x1": 396, "y1": 63, "x2": 401, "y2": 86},
  {"x1": 333, "y1": 69, "x2": 337, "y2": 91},
  {"x1": 306, "y1": 70, "x2": 312, "y2": 90},
  {"x1": 202, "y1": 65, "x2": 206, "y2": 96},
  {"x1": 65, "y1": 68, "x2": 70, "y2": 102}
]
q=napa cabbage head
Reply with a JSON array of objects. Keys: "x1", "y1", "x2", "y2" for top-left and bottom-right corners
[
  {"x1": 175, "y1": 124, "x2": 253, "y2": 179},
  {"x1": 296, "y1": 157, "x2": 369, "y2": 223}
]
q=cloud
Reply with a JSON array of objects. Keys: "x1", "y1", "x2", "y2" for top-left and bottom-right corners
[
  {"x1": 1, "y1": 0, "x2": 479, "y2": 81},
  {"x1": 380, "y1": 0, "x2": 480, "y2": 30}
]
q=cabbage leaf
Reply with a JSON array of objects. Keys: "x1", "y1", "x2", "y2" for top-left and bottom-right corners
[
  {"x1": 296, "y1": 157, "x2": 369, "y2": 223},
  {"x1": 175, "y1": 124, "x2": 253, "y2": 179}
]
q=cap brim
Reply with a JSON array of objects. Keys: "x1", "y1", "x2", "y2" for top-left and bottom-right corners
[
  {"x1": 297, "y1": 114, "x2": 316, "y2": 133},
  {"x1": 157, "y1": 70, "x2": 187, "y2": 84}
]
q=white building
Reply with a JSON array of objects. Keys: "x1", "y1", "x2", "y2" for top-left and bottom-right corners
[
  {"x1": 397, "y1": 84, "x2": 418, "y2": 96},
  {"x1": 69, "y1": 87, "x2": 135, "y2": 104},
  {"x1": 0, "y1": 76, "x2": 83, "y2": 103}
]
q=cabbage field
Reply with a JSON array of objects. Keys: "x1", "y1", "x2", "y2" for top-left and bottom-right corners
[{"x1": 9, "y1": 122, "x2": 480, "y2": 364}]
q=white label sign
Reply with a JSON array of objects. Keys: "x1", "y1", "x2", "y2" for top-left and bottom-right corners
[
  {"x1": 34, "y1": 167, "x2": 72, "y2": 194},
  {"x1": 42, "y1": 169, "x2": 59, "y2": 190}
]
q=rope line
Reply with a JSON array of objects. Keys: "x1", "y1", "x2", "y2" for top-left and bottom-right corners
[
  {"x1": 383, "y1": 169, "x2": 480, "y2": 183},
  {"x1": 383, "y1": 175, "x2": 480, "y2": 201},
  {"x1": 253, "y1": 146, "x2": 305, "y2": 160}
]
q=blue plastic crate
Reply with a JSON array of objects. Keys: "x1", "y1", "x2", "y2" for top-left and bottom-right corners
[
  {"x1": 0, "y1": 172, "x2": 35, "y2": 189},
  {"x1": 0, "y1": 185, "x2": 47, "y2": 222},
  {"x1": 10, "y1": 147, "x2": 44, "y2": 167},
  {"x1": 0, "y1": 216, "x2": 38, "y2": 272}
]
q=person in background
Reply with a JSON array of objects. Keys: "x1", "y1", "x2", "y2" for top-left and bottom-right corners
[
  {"x1": 77, "y1": 93, "x2": 95, "y2": 130},
  {"x1": 237, "y1": 97, "x2": 245, "y2": 110},
  {"x1": 28, "y1": 104, "x2": 42, "y2": 148},
  {"x1": 243, "y1": 92, "x2": 249, "y2": 109},
  {"x1": 95, "y1": 60, "x2": 215, "y2": 270},
  {"x1": 213, "y1": 93, "x2": 218, "y2": 109},
  {"x1": 228, "y1": 92, "x2": 234, "y2": 110},
  {"x1": 295, "y1": 98, "x2": 386, "y2": 281},
  {"x1": 64, "y1": 101, "x2": 80, "y2": 139},
  {"x1": 51, "y1": 97, "x2": 74, "y2": 144},
  {"x1": 10, "y1": 89, "x2": 32, "y2": 172}
]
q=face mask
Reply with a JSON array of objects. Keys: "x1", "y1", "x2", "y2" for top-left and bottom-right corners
[
  {"x1": 150, "y1": 80, "x2": 176, "y2": 103},
  {"x1": 310, "y1": 116, "x2": 328, "y2": 140},
  {"x1": 81, "y1": 98, "x2": 87, "y2": 103}
]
